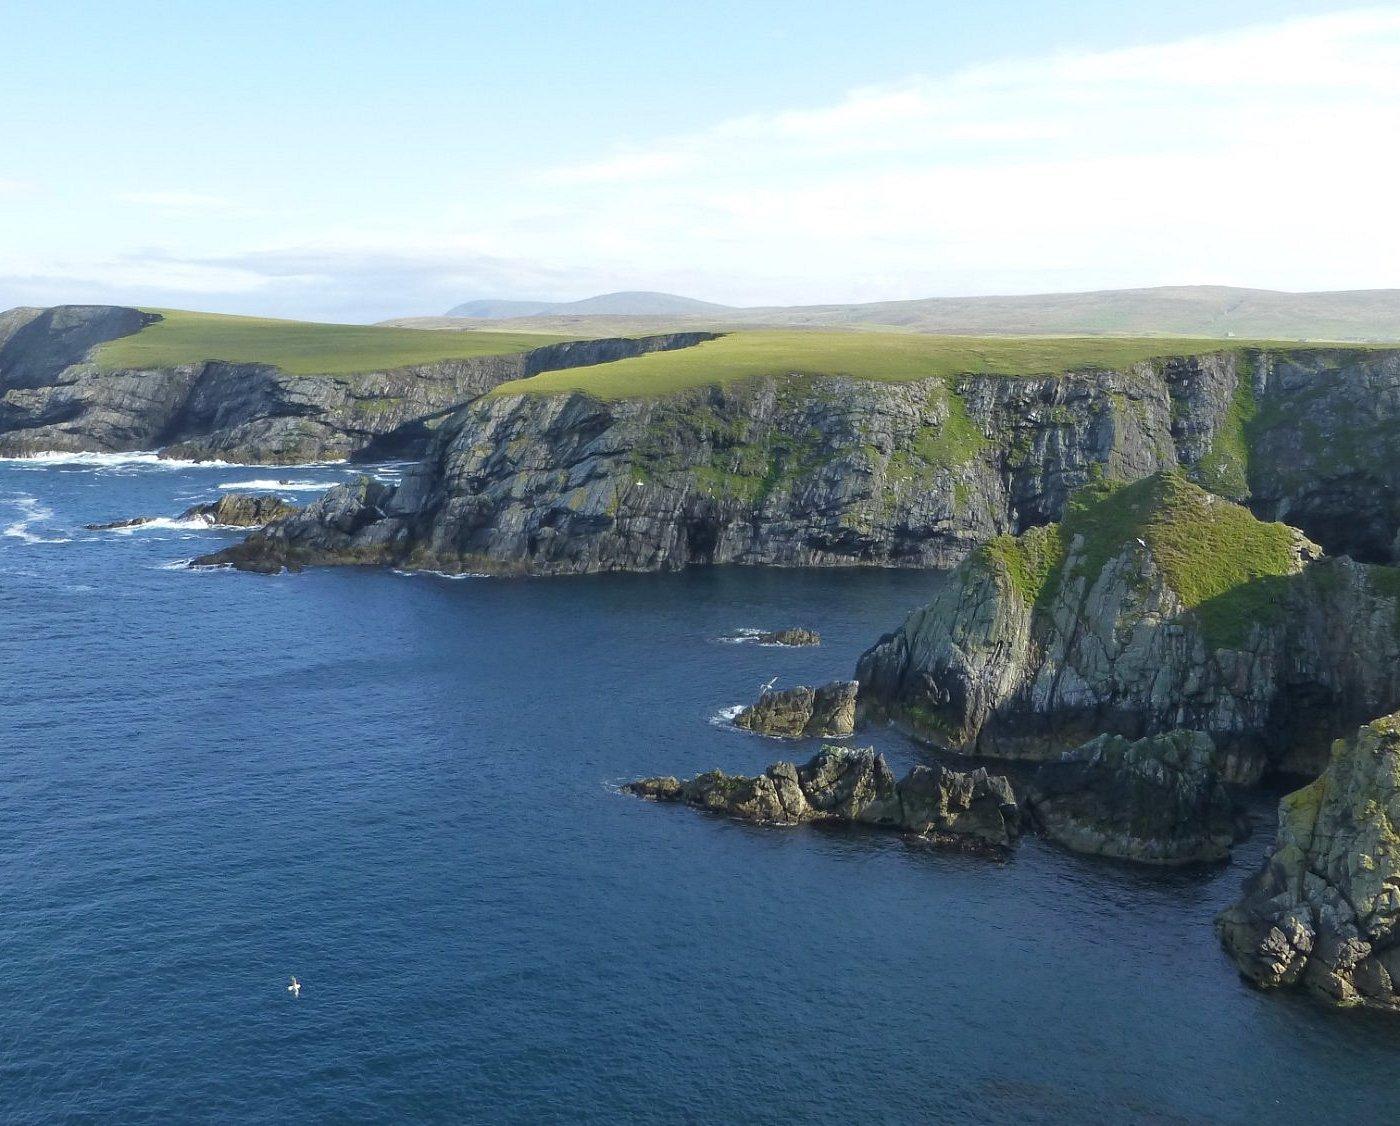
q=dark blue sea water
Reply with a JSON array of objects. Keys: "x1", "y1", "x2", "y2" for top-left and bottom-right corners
[{"x1": 2, "y1": 456, "x2": 1398, "y2": 1123}]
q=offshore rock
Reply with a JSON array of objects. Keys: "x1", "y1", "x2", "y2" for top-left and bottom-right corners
[
  {"x1": 756, "y1": 627, "x2": 821, "y2": 647},
  {"x1": 1026, "y1": 731, "x2": 1242, "y2": 864},
  {"x1": 86, "y1": 492, "x2": 301, "y2": 530},
  {"x1": 856, "y1": 472, "x2": 1400, "y2": 781},
  {"x1": 1217, "y1": 711, "x2": 1400, "y2": 1010},
  {"x1": 194, "y1": 477, "x2": 395, "y2": 572},
  {"x1": 625, "y1": 745, "x2": 1019, "y2": 848},
  {"x1": 733, "y1": 681, "x2": 858, "y2": 738},
  {"x1": 188, "y1": 346, "x2": 1400, "y2": 575}
]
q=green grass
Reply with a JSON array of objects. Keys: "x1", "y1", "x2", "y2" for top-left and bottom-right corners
[
  {"x1": 1192, "y1": 354, "x2": 1258, "y2": 501},
  {"x1": 993, "y1": 472, "x2": 1305, "y2": 648},
  {"x1": 94, "y1": 309, "x2": 574, "y2": 376},
  {"x1": 489, "y1": 329, "x2": 1363, "y2": 401}
]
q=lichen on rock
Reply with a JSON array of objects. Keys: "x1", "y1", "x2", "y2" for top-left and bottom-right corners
[{"x1": 1217, "y1": 711, "x2": 1400, "y2": 1009}]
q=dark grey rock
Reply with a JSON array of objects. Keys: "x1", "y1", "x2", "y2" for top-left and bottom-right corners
[{"x1": 1026, "y1": 731, "x2": 1242, "y2": 864}]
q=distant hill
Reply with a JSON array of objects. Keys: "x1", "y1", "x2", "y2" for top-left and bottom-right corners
[
  {"x1": 445, "y1": 291, "x2": 734, "y2": 319},
  {"x1": 398, "y1": 286, "x2": 1400, "y2": 342}
]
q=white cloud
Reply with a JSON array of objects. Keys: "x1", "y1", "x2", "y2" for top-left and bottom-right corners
[{"x1": 516, "y1": 8, "x2": 1400, "y2": 301}]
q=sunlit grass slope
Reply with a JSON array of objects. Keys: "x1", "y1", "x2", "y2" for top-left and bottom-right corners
[
  {"x1": 95, "y1": 309, "x2": 574, "y2": 376},
  {"x1": 490, "y1": 330, "x2": 1361, "y2": 400}
]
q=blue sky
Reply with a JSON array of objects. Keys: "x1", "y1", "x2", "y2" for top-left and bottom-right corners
[{"x1": 2, "y1": 1, "x2": 1396, "y2": 320}]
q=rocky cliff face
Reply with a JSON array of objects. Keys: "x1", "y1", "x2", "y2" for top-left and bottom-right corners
[
  {"x1": 1217, "y1": 712, "x2": 1400, "y2": 1010},
  {"x1": 626, "y1": 745, "x2": 1020, "y2": 849},
  {"x1": 855, "y1": 473, "x2": 1400, "y2": 781},
  {"x1": 196, "y1": 345, "x2": 1400, "y2": 575},
  {"x1": 1026, "y1": 731, "x2": 1243, "y2": 864},
  {"x1": 0, "y1": 305, "x2": 713, "y2": 464}
]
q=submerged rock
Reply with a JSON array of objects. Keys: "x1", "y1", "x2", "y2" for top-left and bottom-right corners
[
  {"x1": 733, "y1": 680, "x2": 858, "y2": 738},
  {"x1": 756, "y1": 628, "x2": 821, "y2": 647},
  {"x1": 856, "y1": 472, "x2": 1400, "y2": 781},
  {"x1": 626, "y1": 745, "x2": 1019, "y2": 848},
  {"x1": 86, "y1": 492, "x2": 301, "y2": 531},
  {"x1": 1217, "y1": 711, "x2": 1400, "y2": 1010},
  {"x1": 1026, "y1": 731, "x2": 1242, "y2": 865}
]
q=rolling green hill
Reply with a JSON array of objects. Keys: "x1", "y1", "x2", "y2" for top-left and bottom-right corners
[{"x1": 388, "y1": 285, "x2": 1400, "y2": 343}]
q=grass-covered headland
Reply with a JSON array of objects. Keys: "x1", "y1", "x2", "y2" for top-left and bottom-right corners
[
  {"x1": 95, "y1": 309, "x2": 573, "y2": 376},
  {"x1": 490, "y1": 329, "x2": 1364, "y2": 400}
]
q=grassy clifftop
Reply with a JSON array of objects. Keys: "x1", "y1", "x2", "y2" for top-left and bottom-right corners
[
  {"x1": 489, "y1": 330, "x2": 1358, "y2": 400},
  {"x1": 94, "y1": 309, "x2": 573, "y2": 376},
  {"x1": 984, "y1": 472, "x2": 1312, "y2": 648}
]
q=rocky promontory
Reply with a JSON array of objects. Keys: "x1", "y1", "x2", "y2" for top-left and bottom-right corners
[
  {"x1": 1026, "y1": 731, "x2": 1243, "y2": 864},
  {"x1": 626, "y1": 745, "x2": 1020, "y2": 849},
  {"x1": 0, "y1": 305, "x2": 713, "y2": 464},
  {"x1": 1217, "y1": 711, "x2": 1400, "y2": 1009},
  {"x1": 732, "y1": 681, "x2": 858, "y2": 738},
  {"x1": 856, "y1": 472, "x2": 1400, "y2": 781}
]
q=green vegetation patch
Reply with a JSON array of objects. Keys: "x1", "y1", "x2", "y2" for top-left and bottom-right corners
[
  {"x1": 1192, "y1": 354, "x2": 1257, "y2": 501},
  {"x1": 95, "y1": 309, "x2": 572, "y2": 376},
  {"x1": 489, "y1": 330, "x2": 1324, "y2": 401},
  {"x1": 983, "y1": 524, "x2": 1066, "y2": 607},
  {"x1": 1023, "y1": 472, "x2": 1302, "y2": 648}
]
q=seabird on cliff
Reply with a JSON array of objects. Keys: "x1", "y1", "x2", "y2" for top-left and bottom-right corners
[{"x1": 288, "y1": 976, "x2": 301, "y2": 998}]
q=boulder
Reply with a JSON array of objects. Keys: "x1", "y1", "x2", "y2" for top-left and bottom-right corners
[
  {"x1": 626, "y1": 745, "x2": 1019, "y2": 848},
  {"x1": 1026, "y1": 731, "x2": 1242, "y2": 864},
  {"x1": 1217, "y1": 711, "x2": 1400, "y2": 1010},
  {"x1": 733, "y1": 680, "x2": 858, "y2": 738},
  {"x1": 86, "y1": 492, "x2": 301, "y2": 531}
]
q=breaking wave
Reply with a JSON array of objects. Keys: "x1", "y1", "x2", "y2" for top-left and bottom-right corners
[{"x1": 3, "y1": 494, "x2": 72, "y2": 544}]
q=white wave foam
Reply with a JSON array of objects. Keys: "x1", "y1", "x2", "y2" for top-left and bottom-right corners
[
  {"x1": 100, "y1": 516, "x2": 213, "y2": 535},
  {"x1": 0, "y1": 450, "x2": 349, "y2": 471},
  {"x1": 715, "y1": 628, "x2": 768, "y2": 645},
  {"x1": 216, "y1": 479, "x2": 332, "y2": 492},
  {"x1": 3, "y1": 495, "x2": 72, "y2": 544},
  {"x1": 391, "y1": 568, "x2": 490, "y2": 580},
  {"x1": 709, "y1": 704, "x2": 746, "y2": 728}
]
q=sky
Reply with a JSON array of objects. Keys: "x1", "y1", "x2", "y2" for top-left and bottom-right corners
[{"x1": 2, "y1": 0, "x2": 1398, "y2": 321}]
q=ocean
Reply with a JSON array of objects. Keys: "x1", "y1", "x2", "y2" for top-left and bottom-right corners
[{"x1": 2, "y1": 456, "x2": 1396, "y2": 1123}]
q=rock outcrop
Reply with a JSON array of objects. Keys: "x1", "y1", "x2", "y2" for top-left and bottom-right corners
[
  {"x1": 1217, "y1": 711, "x2": 1400, "y2": 1010},
  {"x1": 194, "y1": 346, "x2": 1400, "y2": 575},
  {"x1": 0, "y1": 305, "x2": 713, "y2": 464},
  {"x1": 755, "y1": 627, "x2": 820, "y2": 647},
  {"x1": 626, "y1": 745, "x2": 1019, "y2": 848},
  {"x1": 1026, "y1": 731, "x2": 1242, "y2": 864},
  {"x1": 856, "y1": 472, "x2": 1400, "y2": 781},
  {"x1": 86, "y1": 492, "x2": 301, "y2": 531},
  {"x1": 732, "y1": 681, "x2": 858, "y2": 738}
]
